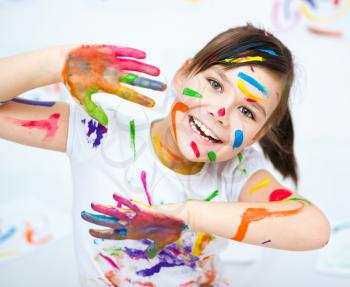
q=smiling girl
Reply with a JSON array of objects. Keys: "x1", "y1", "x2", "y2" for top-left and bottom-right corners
[{"x1": 0, "y1": 24, "x2": 330, "y2": 286}]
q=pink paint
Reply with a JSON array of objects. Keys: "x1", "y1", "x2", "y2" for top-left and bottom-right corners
[
  {"x1": 250, "y1": 65, "x2": 255, "y2": 72},
  {"x1": 99, "y1": 252, "x2": 120, "y2": 270},
  {"x1": 141, "y1": 171, "x2": 152, "y2": 206},
  {"x1": 264, "y1": 31, "x2": 269, "y2": 37},
  {"x1": 217, "y1": 107, "x2": 225, "y2": 117},
  {"x1": 269, "y1": 189, "x2": 293, "y2": 201},
  {"x1": 10, "y1": 113, "x2": 60, "y2": 140},
  {"x1": 190, "y1": 141, "x2": 200, "y2": 158}
]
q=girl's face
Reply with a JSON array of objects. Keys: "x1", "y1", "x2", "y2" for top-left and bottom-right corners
[{"x1": 171, "y1": 64, "x2": 284, "y2": 162}]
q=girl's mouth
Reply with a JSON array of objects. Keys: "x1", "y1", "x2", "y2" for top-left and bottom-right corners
[{"x1": 188, "y1": 115, "x2": 223, "y2": 144}]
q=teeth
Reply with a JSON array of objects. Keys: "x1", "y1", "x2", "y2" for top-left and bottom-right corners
[
  {"x1": 190, "y1": 117, "x2": 220, "y2": 143},
  {"x1": 193, "y1": 118, "x2": 219, "y2": 140}
]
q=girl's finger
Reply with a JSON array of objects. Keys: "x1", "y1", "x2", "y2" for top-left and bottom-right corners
[
  {"x1": 115, "y1": 58, "x2": 160, "y2": 76},
  {"x1": 89, "y1": 228, "x2": 128, "y2": 239},
  {"x1": 91, "y1": 202, "x2": 133, "y2": 221},
  {"x1": 81, "y1": 211, "x2": 127, "y2": 229},
  {"x1": 120, "y1": 73, "x2": 167, "y2": 91},
  {"x1": 110, "y1": 46, "x2": 147, "y2": 59},
  {"x1": 113, "y1": 193, "x2": 141, "y2": 212},
  {"x1": 112, "y1": 84, "x2": 155, "y2": 108}
]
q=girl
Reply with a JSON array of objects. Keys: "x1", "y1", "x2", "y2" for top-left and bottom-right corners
[{"x1": 0, "y1": 24, "x2": 330, "y2": 286}]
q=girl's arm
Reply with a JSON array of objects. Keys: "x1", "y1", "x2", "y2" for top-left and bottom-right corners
[
  {"x1": 184, "y1": 170, "x2": 330, "y2": 251},
  {"x1": 0, "y1": 46, "x2": 72, "y2": 152}
]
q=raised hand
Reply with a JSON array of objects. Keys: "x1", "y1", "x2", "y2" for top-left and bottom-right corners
[
  {"x1": 81, "y1": 193, "x2": 188, "y2": 259},
  {"x1": 62, "y1": 45, "x2": 167, "y2": 125}
]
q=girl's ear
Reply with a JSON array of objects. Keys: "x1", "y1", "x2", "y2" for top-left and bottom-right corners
[{"x1": 173, "y1": 59, "x2": 193, "y2": 92}]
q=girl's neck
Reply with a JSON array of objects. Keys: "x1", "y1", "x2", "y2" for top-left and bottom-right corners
[{"x1": 150, "y1": 115, "x2": 204, "y2": 175}]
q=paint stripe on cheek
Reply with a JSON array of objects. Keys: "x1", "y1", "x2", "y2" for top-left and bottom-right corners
[
  {"x1": 232, "y1": 129, "x2": 244, "y2": 149},
  {"x1": 190, "y1": 141, "x2": 200, "y2": 158}
]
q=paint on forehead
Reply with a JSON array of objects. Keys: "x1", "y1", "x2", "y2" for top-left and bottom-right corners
[
  {"x1": 232, "y1": 129, "x2": 244, "y2": 149},
  {"x1": 217, "y1": 41, "x2": 267, "y2": 60},
  {"x1": 217, "y1": 107, "x2": 225, "y2": 117},
  {"x1": 171, "y1": 102, "x2": 189, "y2": 142},
  {"x1": 238, "y1": 79, "x2": 265, "y2": 103},
  {"x1": 258, "y1": 48, "x2": 278, "y2": 56},
  {"x1": 190, "y1": 141, "x2": 200, "y2": 158},
  {"x1": 222, "y1": 56, "x2": 265, "y2": 64},
  {"x1": 237, "y1": 72, "x2": 268, "y2": 96},
  {"x1": 183, "y1": 88, "x2": 203, "y2": 99},
  {"x1": 250, "y1": 65, "x2": 255, "y2": 72},
  {"x1": 207, "y1": 151, "x2": 216, "y2": 162},
  {"x1": 11, "y1": 98, "x2": 56, "y2": 107}
]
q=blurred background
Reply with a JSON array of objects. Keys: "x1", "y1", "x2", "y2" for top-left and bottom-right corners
[{"x1": 0, "y1": 0, "x2": 349, "y2": 286}]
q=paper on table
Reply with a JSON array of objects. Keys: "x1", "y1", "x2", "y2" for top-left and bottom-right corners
[
  {"x1": 0, "y1": 195, "x2": 72, "y2": 265},
  {"x1": 315, "y1": 220, "x2": 350, "y2": 276}
]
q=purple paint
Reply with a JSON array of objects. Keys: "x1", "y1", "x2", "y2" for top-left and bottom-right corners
[
  {"x1": 83, "y1": 119, "x2": 107, "y2": 148},
  {"x1": 261, "y1": 239, "x2": 271, "y2": 244},
  {"x1": 12, "y1": 98, "x2": 56, "y2": 107}
]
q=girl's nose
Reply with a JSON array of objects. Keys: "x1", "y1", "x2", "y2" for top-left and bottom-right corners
[{"x1": 209, "y1": 111, "x2": 226, "y2": 126}]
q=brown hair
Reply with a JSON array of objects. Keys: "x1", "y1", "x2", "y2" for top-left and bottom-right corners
[{"x1": 185, "y1": 23, "x2": 298, "y2": 185}]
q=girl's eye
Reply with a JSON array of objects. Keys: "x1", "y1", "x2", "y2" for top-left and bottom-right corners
[
  {"x1": 239, "y1": 106, "x2": 255, "y2": 120},
  {"x1": 208, "y1": 78, "x2": 223, "y2": 92}
]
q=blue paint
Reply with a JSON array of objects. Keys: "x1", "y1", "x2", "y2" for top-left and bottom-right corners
[
  {"x1": 232, "y1": 130, "x2": 244, "y2": 149},
  {"x1": 114, "y1": 229, "x2": 128, "y2": 236},
  {"x1": 11, "y1": 98, "x2": 56, "y2": 107},
  {"x1": 0, "y1": 226, "x2": 17, "y2": 244},
  {"x1": 218, "y1": 42, "x2": 266, "y2": 60},
  {"x1": 67, "y1": 73, "x2": 73, "y2": 77},
  {"x1": 81, "y1": 211, "x2": 120, "y2": 224},
  {"x1": 237, "y1": 72, "x2": 268, "y2": 96},
  {"x1": 258, "y1": 48, "x2": 278, "y2": 56}
]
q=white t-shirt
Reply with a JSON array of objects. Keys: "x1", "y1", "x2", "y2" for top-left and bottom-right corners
[{"x1": 66, "y1": 101, "x2": 267, "y2": 287}]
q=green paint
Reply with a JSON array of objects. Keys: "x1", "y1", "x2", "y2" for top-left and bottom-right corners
[
  {"x1": 287, "y1": 197, "x2": 312, "y2": 205},
  {"x1": 207, "y1": 151, "x2": 216, "y2": 162},
  {"x1": 82, "y1": 87, "x2": 108, "y2": 126},
  {"x1": 109, "y1": 247, "x2": 123, "y2": 256},
  {"x1": 160, "y1": 200, "x2": 165, "y2": 205},
  {"x1": 121, "y1": 73, "x2": 138, "y2": 84},
  {"x1": 205, "y1": 189, "x2": 219, "y2": 201},
  {"x1": 238, "y1": 167, "x2": 248, "y2": 176},
  {"x1": 237, "y1": 152, "x2": 244, "y2": 163},
  {"x1": 146, "y1": 241, "x2": 158, "y2": 259},
  {"x1": 130, "y1": 119, "x2": 136, "y2": 159},
  {"x1": 183, "y1": 88, "x2": 203, "y2": 98}
]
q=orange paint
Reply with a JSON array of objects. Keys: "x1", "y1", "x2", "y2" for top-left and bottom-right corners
[
  {"x1": 25, "y1": 223, "x2": 52, "y2": 245},
  {"x1": 171, "y1": 102, "x2": 189, "y2": 142},
  {"x1": 232, "y1": 202, "x2": 305, "y2": 241}
]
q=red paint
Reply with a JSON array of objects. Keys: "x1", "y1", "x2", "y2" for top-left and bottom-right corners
[
  {"x1": 250, "y1": 65, "x2": 255, "y2": 72},
  {"x1": 269, "y1": 189, "x2": 293, "y2": 201},
  {"x1": 264, "y1": 31, "x2": 269, "y2": 37},
  {"x1": 217, "y1": 107, "x2": 225, "y2": 117},
  {"x1": 190, "y1": 141, "x2": 200, "y2": 158},
  {"x1": 333, "y1": 0, "x2": 339, "y2": 5},
  {"x1": 246, "y1": 98, "x2": 257, "y2": 103},
  {"x1": 11, "y1": 113, "x2": 60, "y2": 140}
]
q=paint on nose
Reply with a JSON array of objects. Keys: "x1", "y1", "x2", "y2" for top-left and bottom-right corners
[
  {"x1": 232, "y1": 129, "x2": 244, "y2": 149},
  {"x1": 217, "y1": 108, "x2": 225, "y2": 117}
]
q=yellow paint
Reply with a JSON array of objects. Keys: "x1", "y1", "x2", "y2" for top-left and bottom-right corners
[
  {"x1": 192, "y1": 232, "x2": 212, "y2": 257},
  {"x1": 223, "y1": 56, "x2": 265, "y2": 64},
  {"x1": 238, "y1": 79, "x2": 265, "y2": 102},
  {"x1": 0, "y1": 249, "x2": 20, "y2": 257},
  {"x1": 248, "y1": 178, "x2": 271, "y2": 195},
  {"x1": 299, "y1": 0, "x2": 350, "y2": 23}
]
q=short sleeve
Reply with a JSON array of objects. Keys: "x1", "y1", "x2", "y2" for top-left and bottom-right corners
[
  {"x1": 65, "y1": 102, "x2": 112, "y2": 162},
  {"x1": 223, "y1": 146, "x2": 267, "y2": 201}
]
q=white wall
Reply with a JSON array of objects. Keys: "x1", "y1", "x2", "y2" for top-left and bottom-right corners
[{"x1": 0, "y1": 0, "x2": 349, "y2": 286}]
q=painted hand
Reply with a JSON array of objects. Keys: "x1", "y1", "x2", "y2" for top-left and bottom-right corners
[
  {"x1": 62, "y1": 45, "x2": 167, "y2": 126},
  {"x1": 81, "y1": 193, "x2": 188, "y2": 259}
]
